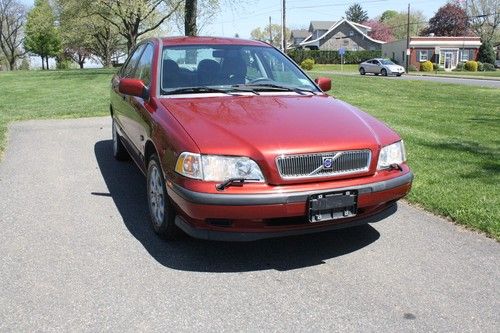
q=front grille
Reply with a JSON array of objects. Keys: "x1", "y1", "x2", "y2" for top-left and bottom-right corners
[{"x1": 276, "y1": 150, "x2": 371, "y2": 179}]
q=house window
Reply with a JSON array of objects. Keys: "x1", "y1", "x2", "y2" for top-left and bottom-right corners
[
  {"x1": 349, "y1": 31, "x2": 354, "y2": 37},
  {"x1": 419, "y1": 50, "x2": 428, "y2": 62},
  {"x1": 460, "y1": 49, "x2": 470, "y2": 61}
]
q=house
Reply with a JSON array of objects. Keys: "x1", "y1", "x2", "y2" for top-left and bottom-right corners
[
  {"x1": 382, "y1": 36, "x2": 482, "y2": 70},
  {"x1": 298, "y1": 18, "x2": 385, "y2": 51},
  {"x1": 289, "y1": 29, "x2": 310, "y2": 48}
]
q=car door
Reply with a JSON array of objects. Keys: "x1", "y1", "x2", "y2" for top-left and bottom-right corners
[
  {"x1": 111, "y1": 44, "x2": 146, "y2": 153},
  {"x1": 127, "y1": 42, "x2": 156, "y2": 159},
  {"x1": 373, "y1": 60, "x2": 382, "y2": 73},
  {"x1": 367, "y1": 60, "x2": 376, "y2": 73}
]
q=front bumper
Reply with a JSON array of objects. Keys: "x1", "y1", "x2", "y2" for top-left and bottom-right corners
[{"x1": 167, "y1": 171, "x2": 413, "y2": 241}]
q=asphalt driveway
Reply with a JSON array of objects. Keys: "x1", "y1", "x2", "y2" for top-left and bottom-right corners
[{"x1": 0, "y1": 118, "x2": 498, "y2": 332}]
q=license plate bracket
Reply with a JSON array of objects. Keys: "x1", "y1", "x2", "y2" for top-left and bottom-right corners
[{"x1": 308, "y1": 190, "x2": 358, "y2": 223}]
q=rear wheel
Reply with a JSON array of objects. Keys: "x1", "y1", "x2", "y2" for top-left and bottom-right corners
[
  {"x1": 112, "y1": 119, "x2": 129, "y2": 161},
  {"x1": 381, "y1": 68, "x2": 388, "y2": 76},
  {"x1": 147, "y1": 155, "x2": 179, "y2": 240},
  {"x1": 359, "y1": 67, "x2": 366, "y2": 75}
]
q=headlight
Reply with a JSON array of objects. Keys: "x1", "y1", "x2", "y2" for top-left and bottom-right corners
[
  {"x1": 377, "y1": 141, "x2": 406, "y2": 170},
  {"x1": 175, "y1": 152, "x2": 265, "y2": 182}
]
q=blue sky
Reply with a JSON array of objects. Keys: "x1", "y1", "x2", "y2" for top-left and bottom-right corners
[{"x1": 20, "y1": 0, "x2": 449, "y2": 38}]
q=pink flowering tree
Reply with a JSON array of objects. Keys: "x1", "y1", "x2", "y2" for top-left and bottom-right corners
[{"x1": 362, "y1": 19, "x2": 395, "y2": 42}]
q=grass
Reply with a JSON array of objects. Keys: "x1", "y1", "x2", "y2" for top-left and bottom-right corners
[
  {"x1": 312, "y1": 64, "x2": 359, "y2": 73},
  {"x1": 312, "y1": 64, "x2": 500, "y2": 79},
  {"x1": 310, "y1": 72, "x2": 500, "y2": 239},
  {"x1": 0, "y1": 69, "x2": 115, "y2": 154},
  {"x1": 410, "y1": 70, "x2": 500, "y2": 78},
  {"x1": 0, "y1": 68, "x2": 499, "y2": 239}
]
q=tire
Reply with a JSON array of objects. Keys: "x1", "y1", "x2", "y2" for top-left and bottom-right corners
[
  {"x1": 359, "y1": 67, "x2": 366, "y2": 75},
  {"x1": 112, "y1": 119, "x2": 129, "y2": 161},
  {"x1": 381, "y1": 69, "x2": 387, "y2": 76},
  {"x1": 397, "y1": 73, "x2": 402, "y2": 77},
  {"x1": 147, "y1": 155, "x2": 180, "y2": 240}
]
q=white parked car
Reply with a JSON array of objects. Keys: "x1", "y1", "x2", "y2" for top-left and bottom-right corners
[{"x1": 359, "y1": 58, "x2": 405, "y2": 76}]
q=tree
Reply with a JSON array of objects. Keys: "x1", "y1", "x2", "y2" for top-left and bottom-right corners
[
  {"x1": 180, "y1": 0, "x2": 220, "y2": 36},
  {"x1": 423, "y1": 3, "x2": 469, "y2": 36},
  {"x1": 0, "y1": 0, "x2": 26, "y2": 70},
  {"x1": 94, "y1": 0, "x2": 183, "y2": 52},
  {"x1": 24, "y1": 0, "x2": 61, "y2": 70},
  {"x1": 55, "y1": 0, "x2": 93, "y2": 68},
  {"x1": 380, "y1": 10, "x2": 398, "y2": 23},
  {"x1": 345, "y1": 3, "x2": 368, "y2": 23},
  {"x1": 384, "y1": 11, "x2": 427, "y2": 40},
  {"x1": 477, "y1": 38, "x2": 496, "y2": 64},
  {"x1": 250, "y1": 24, "x2": 290, "y2": 48},
  {"x1": 465, "y1": 0, "x2": 500, "y2": 44},
  {"x1": 362, "y1": 19, "x2": 395, "y2": 42}
]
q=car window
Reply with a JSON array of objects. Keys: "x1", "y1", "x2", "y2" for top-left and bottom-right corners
[
  {"x1": 161, "y1": 45, "x2": 317, "y2": 93},
  {"x1": 121, "y1": 44, "x2": 145, "y2": 78},
  {"x1": 136, "y1": 43, "x2": 154, "y2": 87}
]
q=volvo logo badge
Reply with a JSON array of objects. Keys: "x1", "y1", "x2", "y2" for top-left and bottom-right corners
[{"x1": 322, "y1": 156, "x2": 334, "y2": 169}]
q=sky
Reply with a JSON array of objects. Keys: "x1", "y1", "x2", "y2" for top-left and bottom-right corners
[{"x1": 20, "y1": 0, "x2": 450, "y2": 39}]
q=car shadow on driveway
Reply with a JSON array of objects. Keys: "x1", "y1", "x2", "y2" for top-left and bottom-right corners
[{"x1": 94, "y1": 140, "x2": 384, "y2": 272}]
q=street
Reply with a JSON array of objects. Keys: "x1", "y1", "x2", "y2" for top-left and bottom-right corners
[{"x1": 0, "y1": 118, "x2": 498, "y2": 332}]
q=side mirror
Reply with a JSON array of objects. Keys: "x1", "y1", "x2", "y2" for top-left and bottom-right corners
[
  {"x1": 119, "y1": 78, "x2": 149, "y2": 100},
  {"x1": 314, "y1": 77, "x2": 331, "y2": 92}
]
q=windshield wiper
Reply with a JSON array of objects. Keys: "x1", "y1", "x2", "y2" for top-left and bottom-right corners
[
  {"x1": 165, "y1": 86, "x2": 241, "y2": 96},
  {"x1": 216, "y1": 178, "x2": 260, "y2": 191},
  {"x1": 235, "y1": 83, "x2": 317, "y2": 95}
]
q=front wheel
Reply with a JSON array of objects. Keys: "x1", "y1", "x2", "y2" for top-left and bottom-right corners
[
  {"x1": 381, "y1": 69, "x2": 388, "y2": 76},
  {"x1": 359, "y1": 67, "x2": 366, "y2": 75},
  {"x1": 147, "y1": 155, "x2": 179, "y2": 240},
  {"x1": 397, "y1": 73, "x2": 402, "y2": 77}
]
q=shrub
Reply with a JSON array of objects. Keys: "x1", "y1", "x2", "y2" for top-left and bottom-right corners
[
  {"x1": 455, "y1": 62, "x2": 465, "y2": 71},
  {"x1": 477, "y1": 61, "x2": 484, "y2": 71},
  {"x1": 465, "y1": 60, "x2": 478, "y2": 71},
  {"x1": 478, "y1": 39, "x2": 496, "y2": 64},
  {"x1": 287, "y1": 49, "x2": 381, "y2": 65},
  {"x1": 483, "y1": 63, "x2": 496, "y2": 71},
  {"x1": 300, "y1": 58, "x2": 315, "y2": 70},
  {"x1": 420, "y1": 60, "x2": 433, "y2": 72},
  {"x1": 408, "y1": 64, "x2": 418, "y2": 72}
]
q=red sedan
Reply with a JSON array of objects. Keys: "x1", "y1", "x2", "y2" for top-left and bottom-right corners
[{"x1": 110, "y1": 36, "x2": 412, "y2": 241}]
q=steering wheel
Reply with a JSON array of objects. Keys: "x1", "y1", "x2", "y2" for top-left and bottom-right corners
[{"x1": 249, "y1": 77, "x2": 272, "y2": 84}]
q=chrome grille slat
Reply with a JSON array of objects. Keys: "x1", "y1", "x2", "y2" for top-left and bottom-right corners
[{"x1": 276, "y1": 150, "x2": 371, "y2": 179}]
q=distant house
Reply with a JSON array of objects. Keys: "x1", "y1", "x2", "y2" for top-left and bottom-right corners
[
  {"x1": 298, "y1": 18, "x2": 385, "y2": 51},
  {"x1": 289, "y1": 29, "x2": 310, "y2": 48},
  {"x1": 382, "y1": 36, "x2": 482, "y2": 70}
]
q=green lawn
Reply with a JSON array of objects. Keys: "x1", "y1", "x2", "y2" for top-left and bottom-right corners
[
  {"x1": 312, "y1": 64, "x2": 359, "y2": 73},
  {"x1": 0, "y1": 69, "x2": 499, "y2": 239},
  {"x1": 410, "y1": 70, "x2": 500, "y2": 78},
  {"x1": 312, "y1": 64, "x2": 500, "y2": 79},
  {"x1": 311, "y1": 72, "x2": 500, "y2": 239},
  {"x1": 0, "y1": 69, "x2": 115, "y2": 155}
]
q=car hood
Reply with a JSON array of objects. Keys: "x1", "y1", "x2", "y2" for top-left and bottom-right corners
[{"x1": 160, "y1": 94, "x2": 400, "y2": 183}]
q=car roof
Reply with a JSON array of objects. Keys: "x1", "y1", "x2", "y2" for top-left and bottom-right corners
[{"x1": 160, "y1": 36, "x2": 270, "y2": 47}]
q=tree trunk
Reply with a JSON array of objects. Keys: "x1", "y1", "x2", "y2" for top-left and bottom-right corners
[
  {"x1": 45, "y1": 57, "x2": 49, "y2": 70},
  {"x1": 185, "y1": 0, "x2": 197, "y2": 36},
  {"x1": 8, "y1": 58, "x2": 15, "y2": 71},
  {"x1": 41, "y1": 56, "x2": 45, "y2": 70},
  {"x1": 79, "y1": 61, "x2": 84, "y2": 69}
]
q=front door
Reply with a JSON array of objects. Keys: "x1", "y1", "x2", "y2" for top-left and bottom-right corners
[{"x1": 444, "y1": 52, "x2": 453, "y2": 70}]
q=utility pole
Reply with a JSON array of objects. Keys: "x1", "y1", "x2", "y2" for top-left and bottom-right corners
[
  {"x1": 281, "y1": 0, "x2": 286, "y2": 51},
  {"x1": 269, "y1": 16, "x2": 273, "y2": 45},
  {"x1": 406, "y1": 3, "x2": 410, "y2": 73}
]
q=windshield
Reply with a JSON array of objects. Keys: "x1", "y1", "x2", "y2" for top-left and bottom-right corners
[
  {"x1": 160, "y1": 45, "x2": 318, "y2": 95},
  {"x1": 380, "y1": 59, "x2": 395, "y2": 65}
]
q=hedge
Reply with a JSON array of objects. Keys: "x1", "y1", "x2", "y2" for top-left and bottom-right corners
[{"x1": 287, "y1": 49, "x2": 382, "y2": 65}]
